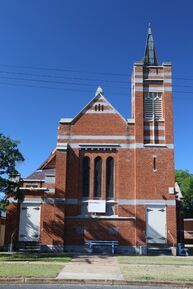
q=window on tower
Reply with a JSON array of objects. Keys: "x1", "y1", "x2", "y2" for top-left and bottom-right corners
[{"x1": 144, "y1": 92, "x2": 163, "y2": 121}]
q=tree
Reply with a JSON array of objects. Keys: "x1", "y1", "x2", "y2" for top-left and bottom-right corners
[
  {"x1": 0, "y1": 133, "x2": 24, "y2": 205},
  {"x1": 175, "y1": 170, "x2": 193, "y2": 217}
]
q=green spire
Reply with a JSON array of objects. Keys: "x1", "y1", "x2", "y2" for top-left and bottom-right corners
[{"x1": 143, "y1": 23, "x2": 159, "y2": 66}]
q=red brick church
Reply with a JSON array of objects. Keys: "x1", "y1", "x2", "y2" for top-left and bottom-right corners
[{"x1": 5, "y1": 26, "x2": 178, "y2": 254}]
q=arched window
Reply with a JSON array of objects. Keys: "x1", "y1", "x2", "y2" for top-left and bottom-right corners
[
  {"x1": 94, "y1": 157, "x2": 102, "y2": 199},
  {"x1": 82, "y1": 156, "x2": 90, "y2": 198},
  {"x1": 106, "y1": 157, "x2": 114, "y2": 199}
]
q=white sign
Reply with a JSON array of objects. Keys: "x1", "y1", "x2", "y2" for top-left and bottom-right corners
[
  {"x1": 88, "y1": 200, "x2": 106, "y2": 213},
  {"x1": 168, "y1": 187, "x2": 174, "y2": 194}
]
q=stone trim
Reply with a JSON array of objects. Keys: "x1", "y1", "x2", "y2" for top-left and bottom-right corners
[
  {"x1": 57, "y1": 142, "x2": 174, "y2": 149},
  {"x1": 118, "y1": 199, "x2": 176, "y2": 206},
  {"x1": 135, "y1": 86, "x2": 172, "y2": 92},
  {"x1": 144, "y1": 126, "x2": 165, "y2": 130},
  {"x1": 58, "y1": 135, "x2": 135, "y2": 140}
]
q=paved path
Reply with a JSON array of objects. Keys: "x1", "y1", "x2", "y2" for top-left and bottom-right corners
[
  {"x1": 0, "y1": 285, "x2": 187, "y2": 289},
  {"x1": 57, "y1": 255, "x2": 124, "y2": 280}
]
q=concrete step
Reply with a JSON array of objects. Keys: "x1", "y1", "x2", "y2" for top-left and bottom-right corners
[
  {"x1": 147, "y1": 246, "x2": 172, "y2": 256},
  {"x1": 18, "y1": 248, "x2": 40, "y2": 252},
  {"x1": 16, "y1": 242, "x2": 41, "y2": 253}
]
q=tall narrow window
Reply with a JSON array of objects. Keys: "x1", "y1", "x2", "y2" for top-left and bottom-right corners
[
  {"x1": 153, "y1": 155, "x2": 157, "y2": 171},
  {"x1": 82, "y1": 156, "x2": 90, "y2": 198},
  {"x1": 106, "y1": 157, "x2": 114, "y2": 199},
  {"x1": 94, "y1": 157, "x2": 102, "y2": 199}
]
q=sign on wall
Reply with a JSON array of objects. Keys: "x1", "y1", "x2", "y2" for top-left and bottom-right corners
[
  {"x1": 168, "y1": 187, "x2": 174, "y2": 194},
  {"x1": 88, "y1": 200, "x2": 106, "y2": 213}
]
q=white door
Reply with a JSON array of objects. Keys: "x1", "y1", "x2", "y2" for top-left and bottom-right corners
[
  {"x1": 146, "y1": 206, "x2": 166, "y2": 244},
  {"x1": 19, "y1": 204, "x2": 41, "y2": 241}
]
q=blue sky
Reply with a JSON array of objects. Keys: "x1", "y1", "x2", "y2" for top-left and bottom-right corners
[{"x1": 0, "y1": 0, "x2": 193, "y2": 176}]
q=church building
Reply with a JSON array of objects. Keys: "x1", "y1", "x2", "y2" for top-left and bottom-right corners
[{"x1": 5, "y1": 26, "x2": 178, "y2": 254}]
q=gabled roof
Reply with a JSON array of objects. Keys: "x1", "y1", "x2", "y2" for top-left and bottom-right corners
[
  {"x1": 37, "y1": 149, "x2": 56, "y2": 170},
  {"x1": 23, "y1": 149, "x2": 56, "y2": 181},
  {"x1": 71, "y1": 86, "x2": 127, "y2": 124},
  {"x1": 25, "y1": 168, "x2": 56, "y2": 181}
]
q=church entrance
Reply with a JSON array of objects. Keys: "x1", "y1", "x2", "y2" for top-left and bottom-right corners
[
  {"x1": 146, "y1": 206, "x2": 167, "y2": 244},
  {"x1": 19, "y1": 203, "x2": 41, "y2": 242}
]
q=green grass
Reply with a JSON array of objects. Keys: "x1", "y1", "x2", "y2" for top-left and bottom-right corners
[
  {"x1": 0, "y1": 263, "x2": 64, "y2": 277},
  {"x1": 0, "y1": 253, "x2": 71, "y2": 262},
  {"x1": 121, "y1": 264, "x2": 193, "y2": 281},
  {"x1": 118, "y1": 256, "x2": 193, "y2": 282},
  {"x1": 118, "y1": 255, "x2": 193, "y2": 265}
]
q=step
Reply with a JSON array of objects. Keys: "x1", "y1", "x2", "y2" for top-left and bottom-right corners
[
  {"x1": 18, "y1": 247, "x2": 41, "y2": 252},
  {"x1": 17, "y1": 244, "x2": 41, "y2": 248},
  {"x1": 147, "y1": 247, "x2": 172, "y2": 256},
  {"x1": 16, "y1": 242, "x2": 41, "y2": 252}
]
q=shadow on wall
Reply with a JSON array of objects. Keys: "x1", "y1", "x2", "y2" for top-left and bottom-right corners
[
  {"x1": 4, "y1": 203, "x2": 20, "y2": 248},
  {"x1": 6, "y1": 200, "x2": 176, "y2": 252},
  {"x1": 42, "y1": 204, "x2": 164, "y2": 253},
  {"x1": 5, "y1": 144, "x2": 176, "y2": 252},
  {"x1": 42, "y1": 203, "x2": 65, "y2": 248}
]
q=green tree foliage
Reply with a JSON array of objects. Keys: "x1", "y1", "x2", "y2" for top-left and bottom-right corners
[
  {"x1": 0, "y1": 133, "x2": 24, "y2": 204},
  {"x1": 175, "y1": 170, "x2": 193, "y2": 217}
]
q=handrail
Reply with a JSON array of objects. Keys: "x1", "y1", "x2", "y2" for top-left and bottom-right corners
[
  {"x1": 168, "y1": 230, "x2": 175, "y2": 247},
  {"x1": 9, "y1": 230, "x2": 16, "y2": 252}
]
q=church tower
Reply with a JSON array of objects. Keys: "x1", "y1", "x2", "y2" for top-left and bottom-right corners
[
  {"x1": 132, "y1": 24, "x2": 173, "y2": 146},
  {"x1": 132, "y1": 25, "x2": 176, "y2": 247}
]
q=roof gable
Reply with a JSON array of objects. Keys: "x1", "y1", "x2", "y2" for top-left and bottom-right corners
[{"x1": 72, "y1": 87, "x2": 127, "y2": 124}]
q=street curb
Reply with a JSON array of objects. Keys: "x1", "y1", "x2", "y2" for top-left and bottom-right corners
[{"x1": 0, "y1": 278, "x2": 193, "y2": 287}]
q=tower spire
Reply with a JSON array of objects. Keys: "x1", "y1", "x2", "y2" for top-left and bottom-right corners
[{"x1": 143, "y1": 23, "x2": 158, "y2": 66}]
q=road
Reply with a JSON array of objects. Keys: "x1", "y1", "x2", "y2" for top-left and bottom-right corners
[{"x1": 0, "y1": 285, "x2": 188, "y2": 289}]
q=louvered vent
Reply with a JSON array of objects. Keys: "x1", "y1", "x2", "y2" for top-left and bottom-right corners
[
  {"x1": 144, "y1": 92, "x2": 163, "y2": 120},
  {"x1": 144, "y1": 93, "x2": 153, "y2": 119},
  {"x1": 154, "y1": 93, "x2": 162, "y2": 120}
]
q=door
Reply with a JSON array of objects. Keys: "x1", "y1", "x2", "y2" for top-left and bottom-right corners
[
  {"x1": 19, "y1": 204, "x2": 41, "y2": 241},
  {"x1": 146, "y1": 206, "x2": 166, "y2": 244}
]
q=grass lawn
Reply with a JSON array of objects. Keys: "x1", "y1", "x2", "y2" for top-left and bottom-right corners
[
  {"x1": 0, "y1": 253, "x2": 71, "y2": 262},
  {"x1": 0, "y1": 263, "x2": 64, "y2": 277},
  {"x1": 118, "y1": 255, "x2": 193, "y2": 265},
  {"x1": 118, "y1": 256, "x2": 193, "y2": 281}
]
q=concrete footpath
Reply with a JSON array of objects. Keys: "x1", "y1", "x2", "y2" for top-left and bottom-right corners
[
  {"x1": 57, "y1": 255, "x2": 124, "y2": 280},
  {"x1": 1, "y1": 254, "x2": 193, "y2": 287}
]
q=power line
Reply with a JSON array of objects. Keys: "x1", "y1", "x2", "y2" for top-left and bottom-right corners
[
  {"x1": 0, "y1": 81, "x2": 130, "y2": 96},
  {"x1": 0, "y1": 63, "x2": 128, "y2": 77},
  {"x1": 0, "y1": 75, "x2": 129, "y2": 90},
  {"x1": 0, "y1": 65, "x2": 193, "y2": 89},
  {"x1": 0, "y1": 70, "x2": 193, "y2": 90},
  {"x1": 0, "y1": 70, "x2": 130, "y2": 85},
  {"x1": 173, "y1": 90, "x2": 193, "y2": 94},
  {"x1": 0, "y1": 80, "x2": 193, "y2": 99},
  {"x1": 0, "y1": 63, "x2": 193, "y2": 82},
  {"x1": 173, "y1": 77, "x2": 193, "y2": 81}
]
